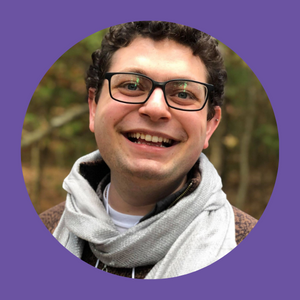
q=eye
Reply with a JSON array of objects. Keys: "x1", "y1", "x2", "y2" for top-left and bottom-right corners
[
  {"x1": 172, "y1": 89, "x2": 195, "y2": 101},
  {"x1": 119, "y1": 77, "x2": 143, "y2": 91},
  {"x1": 177, "y1": 91, "x2": 189, "y2": 99},
  {"x1": 168, "y1": 82, "x2": 194, "y2": 100},
  {"x1": 127, "y1": 83, "x2": 138, "y2": 91},
  {"x1": 122, "y1": 83, "x2": 137, "y2": 91}
]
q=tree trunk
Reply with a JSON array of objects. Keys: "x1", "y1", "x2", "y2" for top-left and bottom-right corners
[
  {"x1": 31, "y1": 143, "x2": 41, "y2": 212},
  {"x1": 236, "y1": 87, "x2": 256, "y2": 209},
  {"x1": 209, "y1": 116, "x2": 226, "y2": 176}
]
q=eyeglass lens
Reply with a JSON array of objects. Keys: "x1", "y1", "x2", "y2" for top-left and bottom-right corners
[{"x1": 109, "y1": 73, "x2": 208, "y2": 110}]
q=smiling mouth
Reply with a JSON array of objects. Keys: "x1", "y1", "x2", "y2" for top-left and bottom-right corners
[{"x1": 126, "y1": 132, "x2": 175, "y2": 148}]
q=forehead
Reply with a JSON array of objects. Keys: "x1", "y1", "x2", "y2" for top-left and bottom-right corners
[{"x1": 108, "y1": 37, "x2": 208, "y2": 82}]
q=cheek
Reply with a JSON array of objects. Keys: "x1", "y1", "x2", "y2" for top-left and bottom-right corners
[
  {"x1": 186, "y1": 117, "x2": 207, "y2": 152},
  {"x1": 93, "y1": 102, "x2": 130, "y2": 141},
  {"x1": 95, "y1": 102, "x2": 116, "y2": 128},
  {"x1": 93, "y1": 108, "x2": 112, "y2": 145},
  {"x1": 184, "y1": 114, "x2": 206, "y2": 137}
]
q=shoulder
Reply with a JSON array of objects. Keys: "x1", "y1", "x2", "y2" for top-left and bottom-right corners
[
  {"x1": 232, "y1": 205, "x2": 258, "y2": 245},
  {"x1": 39, "y1": 201, "x2": 66, "y2": 234}
]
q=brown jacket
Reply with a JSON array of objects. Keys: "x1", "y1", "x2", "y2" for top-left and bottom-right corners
[
  {"x1": 40, "y1": 201, "x2": 257, "y2": 279},
  {"x1": 40, "y1": 156, "x2": 257, "y2": 278}
]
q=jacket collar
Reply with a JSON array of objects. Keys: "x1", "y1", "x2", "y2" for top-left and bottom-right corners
[{"x1": 79, "y1": 158, "x2": 201, "y2": 221}]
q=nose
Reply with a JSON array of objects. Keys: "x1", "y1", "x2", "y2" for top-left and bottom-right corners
[{"x1": 138, "y1": 87, "x2": 172, "y2": 122}]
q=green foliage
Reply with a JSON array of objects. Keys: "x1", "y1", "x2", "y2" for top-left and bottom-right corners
[
  {"x1": 254, "y1": 124, "x2": 279, "y2": 152},
  {"x1": 22, "y1": 29, "x2": 279, "y2": 218},
  {"x1": 23, "y1": 29, "x2": 108, "y2": 157}
]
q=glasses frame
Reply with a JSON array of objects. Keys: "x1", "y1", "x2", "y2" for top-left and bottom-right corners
[{"x1": 104, "y1": 72, "x2": 215, "y2": 112}]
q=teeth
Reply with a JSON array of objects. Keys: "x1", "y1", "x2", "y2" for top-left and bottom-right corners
[
  {"x1": 152, "y1": 136, "x2": 158, "y2": 143},
  {"x1": 128, "y1": 132, "x2": 172, "y2": 144}
]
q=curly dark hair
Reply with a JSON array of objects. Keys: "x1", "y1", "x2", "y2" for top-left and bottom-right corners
[{"x1": 86, "y1": 21, "x2": 227, "y2": 120}]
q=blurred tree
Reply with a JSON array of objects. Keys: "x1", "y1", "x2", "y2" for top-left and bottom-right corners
[{"x1": 21, "y1": 29, "x2": 279, "y2": 219}]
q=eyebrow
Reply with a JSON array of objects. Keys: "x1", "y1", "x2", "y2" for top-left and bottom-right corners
[
  {"x1": 118, "y1": 68, "x2": 148, "y2": 76},
  {"x1": 116, "y1": 68, "x2": 203, "y2": 82}
]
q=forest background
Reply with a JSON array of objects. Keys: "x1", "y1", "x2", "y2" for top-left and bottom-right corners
[{"x1": 21, "y1": 28, "x2": 279, "y2": 219}]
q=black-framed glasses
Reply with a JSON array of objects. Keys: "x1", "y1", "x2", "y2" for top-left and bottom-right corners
[{"x1": 104, "y1": 72, "x2": 214, "y2": 112}]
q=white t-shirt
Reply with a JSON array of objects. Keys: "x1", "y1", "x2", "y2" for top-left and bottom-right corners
[{"x1": 103, "y1": 183, "x2": 143, "y2": 233}]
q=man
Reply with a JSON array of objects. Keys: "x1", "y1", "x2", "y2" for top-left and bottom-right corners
[{"x1": 40, "y1": 21, "x2": 257, "y2": 279}]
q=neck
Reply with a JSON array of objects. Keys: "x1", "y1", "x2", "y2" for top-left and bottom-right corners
[{"x1": 108, "y1": 173, "x2": 187, "y2": 216}]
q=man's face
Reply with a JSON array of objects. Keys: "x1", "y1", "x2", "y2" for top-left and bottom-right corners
[{"x1": 89, "y1": 37, "x2": 220, "y2": 185}]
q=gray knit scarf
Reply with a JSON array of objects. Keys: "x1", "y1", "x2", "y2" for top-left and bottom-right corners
[{"x1": 53, "y1": 150, "x2": 236, "y2": 279}]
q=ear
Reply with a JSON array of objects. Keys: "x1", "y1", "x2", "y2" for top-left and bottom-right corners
[
  {"x1": 203, "y1": 106, "x2": 221, "y2": 149},
  {"x1": 88, "y1": 88, "x2": 97, "y2": 133}
]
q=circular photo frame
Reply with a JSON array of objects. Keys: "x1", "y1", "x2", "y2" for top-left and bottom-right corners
[{"x1": 2, "y1": 1, "x2": 298, "y2": 299}]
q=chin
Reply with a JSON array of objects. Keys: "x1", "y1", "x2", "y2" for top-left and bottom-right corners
[{"x1": 122, "y1": 161, "x2": 171, "y2": 181}]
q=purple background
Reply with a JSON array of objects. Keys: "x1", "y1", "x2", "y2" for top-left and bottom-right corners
[{"x1": 1, "y1": 0, "x2": 299, "y2": 299}]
